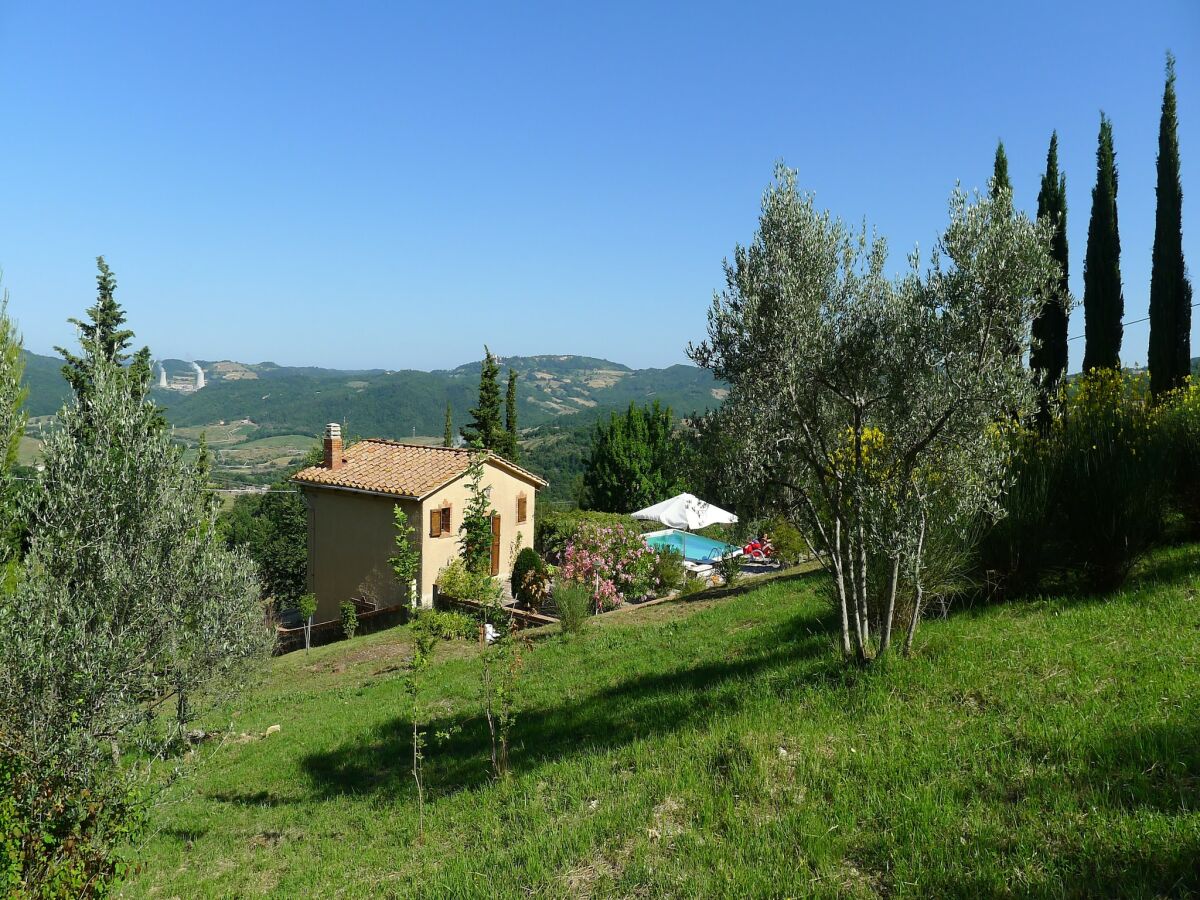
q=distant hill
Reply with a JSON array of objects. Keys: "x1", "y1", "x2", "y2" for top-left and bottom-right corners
[
  {"x1": 19, "y1": 351, "x2": 725, "y2": 439},
  {"x1": 20, "y1": 351, "x2": 72, "y2": 417}
]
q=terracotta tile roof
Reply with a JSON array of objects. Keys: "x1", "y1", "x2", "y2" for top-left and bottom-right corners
[{"x1": 291, "y1": 440, "x2": 547, "y2": 499}]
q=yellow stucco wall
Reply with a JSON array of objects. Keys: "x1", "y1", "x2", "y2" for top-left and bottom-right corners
[
  {"x1": 302, "y1": 460, "x2": 538, "y2": 621},
  {"x1": 418, "y1": 462, "x2": 537, "y2": 604},
  {"x1": 304, "y1": 487, "x2": 422, "y2": 622}
]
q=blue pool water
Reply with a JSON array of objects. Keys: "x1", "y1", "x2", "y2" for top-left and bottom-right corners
[{"x1": 644, "y1": 529, "x2": 741, "y2": 563}]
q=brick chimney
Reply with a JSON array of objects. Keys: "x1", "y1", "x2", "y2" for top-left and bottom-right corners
[{"x1": 324, "y1": 423, "x2": 343, "y2": 471}]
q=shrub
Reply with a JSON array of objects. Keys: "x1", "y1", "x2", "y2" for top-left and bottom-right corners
[
  {"x1": 716, "y1": 554, "x2": 742, "y2": 588},
  {"x1": 436, "y1": 558, "x2": 502, "y2": 605},
  {"x1": 297, "y1": 593, "x2": 317, "y2": 620},
  {"x1": 552, "y1": 580, "x2": 592, "y2": 635},
  {"x1": 0, "y1": 752, "x2": 143, "y2": 898},
  {"x1": 413, "y1": 608, "x2": 476, "y2": 642},
  {"x1": 534, "y1": 510, "x2": 641, "y2": 560},
  {"x1": 510, "y1": 547, "x2": 550, "y2": 610},
  {"x1": 652, "y1": 547, "x2": 685, "y2": 593},
  {"x1": 559, "y1": 521, "x2": 656, "y2": 609},
  {"x1": 340, "y1": 601, "x2": 359, "y2": 639},
  {"x1": 1160, "y1": 378, "x2": 1200, "y2": 535},
  {"x1": 1054, "y1": 370, "x2": 1167, "y2": 592},
  {"x1": 679, "y1": 576, "x2": 707, "y2": 598},
  {"x1": 764, "y1": 517, "x2": 808, "y2": 565},
  {"x1": 977, "y1": 425, "x2": 1057, "y2": 597}
]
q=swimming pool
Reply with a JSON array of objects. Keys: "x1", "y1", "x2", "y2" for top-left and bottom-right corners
[{"x1": 643, "y1": 529, "x2": 742, "y2": 563}]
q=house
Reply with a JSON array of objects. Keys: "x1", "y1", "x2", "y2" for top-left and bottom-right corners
[{"x1": 292, "y1": 424, "x2": 547, "y2": 622}]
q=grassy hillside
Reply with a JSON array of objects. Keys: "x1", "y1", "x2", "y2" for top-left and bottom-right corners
[{"x1": 122, "y1": 545, "x2": 1200, "y2": 898}]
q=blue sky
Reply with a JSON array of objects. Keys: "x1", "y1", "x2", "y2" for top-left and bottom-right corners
[{"x1": 1, "y1": 1, "x2": 1196, "y2": 373}]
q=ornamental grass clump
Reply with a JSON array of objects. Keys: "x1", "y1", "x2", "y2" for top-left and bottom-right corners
[
  {"x1": 559, "y1": 521, "x2": 655, "y2": 611},
  {"x1": 551, "y1": 579, "x2": 592, "y2": 635}
]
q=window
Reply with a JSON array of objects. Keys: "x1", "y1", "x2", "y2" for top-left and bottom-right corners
[
  {"x1": 430, "y1": 503, "x2": 452, "y2": 537},
  {"x1": 516, "y1": 493, "x2": 527, "y2": 524}
]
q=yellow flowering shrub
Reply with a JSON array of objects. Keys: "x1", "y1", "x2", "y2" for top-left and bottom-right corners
[
  {"x1": 829, "y1": 425, "x2": 890, "y2": 478},
  {"x1": 1051, "y1": 368, "x2": 1166, "y2": 591},
  {"x1": 1159, "y1": 377, "x2": 1200, "y2": 533}
]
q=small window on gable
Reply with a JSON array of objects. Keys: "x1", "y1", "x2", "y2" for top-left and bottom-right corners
[
  {"x1": 429, "y1": 508, "x2": 440, "y2": 538},
  {"x1": 516, "y1": 493, "x2": 528, "y2": 524},
  {"x1": 439, "y1": 504, "x2": 452, "y2": 536}
]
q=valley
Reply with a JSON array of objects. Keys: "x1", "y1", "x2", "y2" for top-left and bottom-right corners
[{"x1": 18, "y1": 351, "x2": 724, "y2": 495}]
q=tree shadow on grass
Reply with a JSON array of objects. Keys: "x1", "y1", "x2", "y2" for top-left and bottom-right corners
[
  {"x1": 1052, "y1": 719, "x2": 1200, "y2": 816},
  {"x1": 867, "y1": 719, "x2": 1200, "y2": 898},
  {"x1": 675, "y1": 564, "x2": 828, "y2": 605},
  {"x1": 299, "y1": 607, "x2": 844, "y2": 801},
  {"x1": 913, "y1": 838, "x2": 1200, "y2": 900},
  {"x1": 959, "y1": 542, "x2": 1200, "y2": 616},
  {"x1": 202, "y1": 789, "x2": 296, "y2": 807}
]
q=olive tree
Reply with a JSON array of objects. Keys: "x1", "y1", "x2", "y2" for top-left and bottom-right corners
[
  {"x1": 0, "y1": 293, "x2": 26, "y2": 569},
  {"x1": 0, "y1": 362, "x2": 271, "y2": 892},
  {"x1": 691, "y1": 167, "x2": 1055, "y2": 662}
]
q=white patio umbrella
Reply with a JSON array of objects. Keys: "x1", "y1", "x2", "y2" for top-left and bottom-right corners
[{"x1": 630, "y1": 493, "x2": 738, "y2": 531}]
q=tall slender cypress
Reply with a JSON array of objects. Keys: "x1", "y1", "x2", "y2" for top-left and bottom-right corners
[
  {"x1": 1082, "y1": 114, "x2": 1124, "y2": 372},
  {"x1": 990, "y1": 140, "x2": 1012, "y2": 201},
  {"x1": 1148, "y1": 52, "x2": 1193, "y2": 397},
  {"x1": 1031, "y1": 132, "x2": 1071, "y2": 402},
  {"x1": 504, "y1": 368, "x2": 519, "y2": 461},
  {"x1": 443, "y1": 401, "x2": 453, "y2": 447},
  {"x1": 461, "y1": 347, "x2": 502, "y2": 451}
]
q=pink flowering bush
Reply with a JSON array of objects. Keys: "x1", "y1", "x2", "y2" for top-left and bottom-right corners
[{"x1": 560, "y1": 522, "x2": 656, "y2": 611}]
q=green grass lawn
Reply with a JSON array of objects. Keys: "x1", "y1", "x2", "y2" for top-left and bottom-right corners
[{"x1": 122, "y1": 547, "x2": 1200, "y2": 898}]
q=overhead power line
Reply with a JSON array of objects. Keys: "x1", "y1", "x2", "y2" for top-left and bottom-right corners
[{"x1": 1066, "y1": 299, "x2": 1200, "y2": 343}]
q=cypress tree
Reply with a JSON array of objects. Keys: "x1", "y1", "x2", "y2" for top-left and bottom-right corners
[
  {"x1": 1082, "y1": 114, "x2": 1124, "y2": 372},
  {"x1": 989, "y1": 139, "x2": 1022, "y2": 365},
  {"x1": 443, "y1": 401, "x2": 453, "y2": 447},
  {"x1": 990, "y1": 140, "x2": 1012, "y2": 202},
  {"x1": 460, "y1": 346, "x2": 502, "y2": 451},
  {"x1": 1148, "y1": 52, "x2": 1193, "y2": 398},
  {"x1": 1031, "y1": 132, "x2": 1071, "y2": 406},
  {"x1": 504, "y1": 368, "x2": 519, "y2": 461}
]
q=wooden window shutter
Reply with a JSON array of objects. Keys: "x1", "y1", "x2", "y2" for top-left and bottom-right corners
[
  {"x1": 429, "y1": 509, "x2": 440, "y2": 538},
  {"x1": 440, "y1": 505, "x2": 452, "y2": 536},
  {"x1": 517, "y1": 494, "x2": 527, "y2": 524}
]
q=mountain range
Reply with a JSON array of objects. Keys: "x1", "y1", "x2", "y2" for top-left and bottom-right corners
[
  {"x1": 21, "y1": 351, "x2": 727, "y2": 439},
  {"x1": 22, "y1": 350, "x2": 1200, "y2": 442}
]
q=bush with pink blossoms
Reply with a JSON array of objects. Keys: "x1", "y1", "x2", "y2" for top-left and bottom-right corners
[{"x1": 559, "y1": 522, "x2": 656, "y2": 611}]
